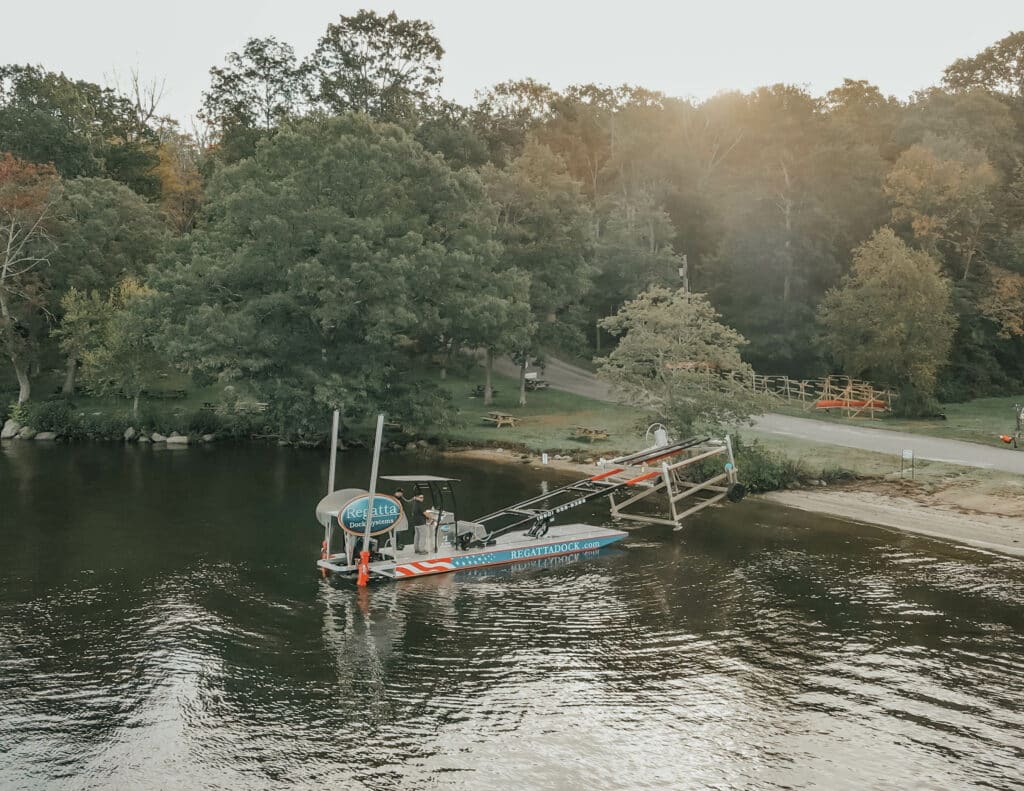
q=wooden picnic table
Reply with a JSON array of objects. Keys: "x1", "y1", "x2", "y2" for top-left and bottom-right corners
[
  {"x1": 482, "y1": 411, "x2": 518, "y2": 428},
  {"x1": 573, "y1": 425, "x2": 609, "y2": 442},
  {"x1": 471, "y1": 384, "x2": 499, "y2": 398}
]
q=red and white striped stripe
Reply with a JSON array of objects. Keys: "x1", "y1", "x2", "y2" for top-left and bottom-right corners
[{"x1": 395, "y1": 557, "x2": 456, "y2": 577}]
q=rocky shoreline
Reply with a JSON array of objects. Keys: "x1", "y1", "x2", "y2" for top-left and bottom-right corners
[{"x1": 1, "y1": 418, "x2": 217, "y2": 446}]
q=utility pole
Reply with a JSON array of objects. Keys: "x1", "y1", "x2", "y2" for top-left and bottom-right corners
[{"x1": 678, "y1": 254, "x2": 689, "y2": 293}]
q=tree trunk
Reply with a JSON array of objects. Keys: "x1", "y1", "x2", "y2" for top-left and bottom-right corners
[
  {"x1": 15, "y1": 360, "x2": 30, "y2": 404},
  {"x1": 0, "y1": 287, "x2": 29, "y2": 403},
  {"x1": 62, "y1": 356, "x2": 77, "y2": 396},
  {"x1": 519, "y1": 357, "x2": 527, "y2": 407},
  {"x1": 484, "y1": 348, "x2": 494, "y2": 406},
  {"x1": 133, "y1": 392, "x2": 140, "y2": 418}
]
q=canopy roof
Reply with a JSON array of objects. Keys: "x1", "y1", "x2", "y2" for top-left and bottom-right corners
[{"x1": 380, "y1": 475, "x2": 459, "y2": 482}]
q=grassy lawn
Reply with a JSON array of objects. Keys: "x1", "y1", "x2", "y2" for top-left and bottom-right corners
[
  {"x1": 435, "y1": 368, "x2": 649, "y2": 455},
  {"x1": 770, "y1": 394, "x2": 1024, "y2": 446}
]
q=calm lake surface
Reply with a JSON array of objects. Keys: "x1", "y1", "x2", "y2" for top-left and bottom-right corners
[{"x1": 1, "y1": 442, "x2": 1022, "y2": 790}]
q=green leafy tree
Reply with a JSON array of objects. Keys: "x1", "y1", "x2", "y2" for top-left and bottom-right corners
[
  {"x1": 885, "y1": 135, "x2": 999, "y2": 281},
  {"x1": 943, "y1": 31, "x2": 1024, "y2": 97},
  {"x1": 472, "y1": 79, "x2": 556, "y2": 165},
  {"x1": 48, "y1": 177, "x2": 167, "y2": 393},
  {"x1": 59, "y1": 278, "x2": 164, "y2": 416},
  {"x1": 306, "y1": 10, "x2": 444, "y2": 122},
  {"x1": 818, "y1": 228, "x2": 957, "y2": 414},
  {"x1": 152, "y1": 115, "x2": 501, "y2": 439},
  {"x1": 597, "y1": 286, "x2": 760, "y2": 433},
  {"x1": 0, "y1": 65, "x2": 158, "y2": 195},
  {"x1": 482, "y1": 141, "x2": 593, "y2": 403},
  {"x1": 201, "y1": 37, "x2": 306, "y2": 163}
]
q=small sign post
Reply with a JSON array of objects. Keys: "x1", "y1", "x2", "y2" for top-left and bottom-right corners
[{"x1": 900, "y1": 448, "x2": 915, "y2": 480}]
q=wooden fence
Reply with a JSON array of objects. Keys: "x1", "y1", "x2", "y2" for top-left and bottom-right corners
[{"x1": 682, "y1": 367, "x2": 898, "y2": 419}]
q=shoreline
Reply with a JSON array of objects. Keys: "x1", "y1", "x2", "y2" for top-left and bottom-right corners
[{"x1": 444, "y1": 447, "x2": 1024, "y2": 559}]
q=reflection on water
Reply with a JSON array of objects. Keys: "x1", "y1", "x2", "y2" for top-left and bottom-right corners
[{"x1": 1, "y1": 442, "x2": 1022, "y2": 790}]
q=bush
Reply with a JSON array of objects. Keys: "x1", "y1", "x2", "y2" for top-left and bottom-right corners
[
  {"x1": 73, "y1": 410, "x2": 129, "y2": 440},
  {"x1": 693, "y1": 435, "x2": 812, "y2": 493},
  {"x1": 12, "y1": 400, "x2": 74, "y2": 433}
]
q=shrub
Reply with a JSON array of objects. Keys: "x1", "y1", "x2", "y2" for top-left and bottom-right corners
[
  {"x1": 13, "y1": 400, "x2": 73, "y2": 434},
  {"x1": 692, "y1": 435, "x2": 811, "y2": 493}
]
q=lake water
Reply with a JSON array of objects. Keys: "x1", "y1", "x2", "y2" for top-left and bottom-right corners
[{"x1": 1, "y1": 442, "x2": 1022, "y2": 790}]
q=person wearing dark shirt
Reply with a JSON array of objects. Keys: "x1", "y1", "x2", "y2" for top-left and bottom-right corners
[{"x1": 410, "y1": 493, "x2": 431, "y2": 554}]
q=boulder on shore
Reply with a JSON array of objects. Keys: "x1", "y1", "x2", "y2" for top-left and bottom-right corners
[
  {"x1": 166, "y1": 435, "x2": 190, "y2": 446},
  {"x1": 124, "y1": 427, "x2": 137, "y2": 442},
  {"x1": 151, "y1": 432, "x2": 167, "y2": 442},
  {"x1": 34, "y1": 431, "x2": 58, "y2": 441},
  {"x1": 169, "y1": 430, "x2": 181, "y2": 438},
  {"x1": 201, "y1": 433, "x2": 216, "y2": 443},
  {"x1": 137, "y1": 434, "x2": 151, "y2": 443},
  {"x1": 1, "y1": 419, "x2": 20, "y2": 440},
  {"x1": 17, "y1": 427, "x2": 37, "y2": 440}
]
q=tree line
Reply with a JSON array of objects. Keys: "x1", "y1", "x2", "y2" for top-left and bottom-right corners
[{"x1": 2, "y1": 11, "x2": 1023, "y2": 437}]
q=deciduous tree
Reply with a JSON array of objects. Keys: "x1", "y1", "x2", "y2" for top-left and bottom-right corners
[
  {"x1": 597, "y1": 286, "x2": 760, "y2": 433},
  {"x1": 306, "y1": 10, "x2": 443, "y2": 122},
  {"x1": 59, "y1": 278, "x2": 164, "y2": 416},
  {"x1": 152, "y1": 115, "x2": 501, "y2": 438},
  {"x1": 0, "y1": 154, "x2": 61, "y2": 403},
  {"x1": 818, "y1": 228, "x2": 956, "y2": 414}
]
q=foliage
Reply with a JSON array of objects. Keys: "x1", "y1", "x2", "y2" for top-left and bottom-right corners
[
  {"x1": 0, "y1": 154, "x2": 62, "y2": 403},
  {"x1": 59, "y1": 278, "x2": 165, "y2": 416},
  {"x1": 0, "y1": 64, "x2": 158, "y2": 194},
  {"x1": 306, "y1": 10, "x2": 444, "y2": 121},
  {"x1": 152, "y1": 115, "x2": 505, "y2": 438},
  {"x1": 51, "y1": 177, "x2": 167, "y2": 294},
  {"x1": 885, "y1": 135, "x2": 998, "y2": 280},
  {"x1": 818, "y1": 229, "x2": 957, "y2": 414},
  {"x1": 943, "y1": 31, "x2": 1024, "y2": 96},
  {"x1": 201, "y1": 37, "x2": 306, "y2": 162},
  {"x1": 597, "y1": 287, "x2": 763, "y2": 433}
]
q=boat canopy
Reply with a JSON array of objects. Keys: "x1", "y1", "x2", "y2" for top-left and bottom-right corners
[{"x1": 316, "y1": 488, "x2": 365, "y2": 529}]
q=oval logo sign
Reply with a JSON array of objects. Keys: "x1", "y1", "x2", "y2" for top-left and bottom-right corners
[{"x1": 338, "y1": 494, "x2": 403, "y2": 536}]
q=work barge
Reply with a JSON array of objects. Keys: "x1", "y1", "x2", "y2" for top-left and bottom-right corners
[{"x1": 315, "y1": 414, "x2": 745, "y2": 583}]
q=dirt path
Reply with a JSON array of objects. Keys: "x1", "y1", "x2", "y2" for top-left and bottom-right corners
[{"x1": 497, "y1": 355, "x2": 1024, "y2": 475}]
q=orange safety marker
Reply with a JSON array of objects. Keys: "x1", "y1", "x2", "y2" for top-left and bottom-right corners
[{"x1": 357, "y1": 549, "x2": 370, "y2": 586}]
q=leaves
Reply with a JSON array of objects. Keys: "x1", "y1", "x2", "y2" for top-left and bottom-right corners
[
  {"x1": 818, "y1": 229, "x2": 957, "y2": 411},
  {"x1": 306, "y1": 10, "x2": 444, "y2": 121},
  {"x1": 597, "y1": 286, "x2": 760, "y2": 432}
]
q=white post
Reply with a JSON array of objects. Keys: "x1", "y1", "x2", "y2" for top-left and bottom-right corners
[
  {"x1": 327, "y1": 409, "x2": 340, "y2": 495},
  {"x1": 725, "y1": 435, "x2": 737, "y2": 483},
  {"x1": 323, "y1": 409, "x2": 340, "y2": 569},
  {"x1": 362, "y1": 414, "x2": 386, "y2": 555}
]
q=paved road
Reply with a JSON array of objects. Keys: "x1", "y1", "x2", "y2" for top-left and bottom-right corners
[
  {"x1": 752, "y1": 413, "x2": 1024, "y2": 475},
  {"x1": 498, "y1": 355, "x2": 1024, "y2": 475}
]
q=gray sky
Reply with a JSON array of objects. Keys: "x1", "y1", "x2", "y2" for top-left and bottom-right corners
[{"x1": 7, "y1": 1, "x2": 1024, "y2": 124}]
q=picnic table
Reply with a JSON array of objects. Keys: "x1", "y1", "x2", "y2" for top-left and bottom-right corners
[
  {"x1": 572, "y1": 425, "x2": 609, "y2": 442},
  {"x1": 471, "y1": 385, "x2": 499, "y2": 398},
  {"x1": 482, "y1": 411, "x2": 518, "y2": 428},
  {"x1": 525, "y1": 378, "x2": 549, "y2": 391}
]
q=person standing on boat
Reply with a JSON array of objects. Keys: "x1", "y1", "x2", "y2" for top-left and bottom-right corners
[
  {"x1": 410, "y1": 493, "x2": 431, "y2": 554},
  {"x1": 393, "y1": 488, "x2": 414, "y2": 550}
]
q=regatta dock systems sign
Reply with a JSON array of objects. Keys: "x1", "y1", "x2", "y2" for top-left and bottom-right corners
[{"x1": 338, "y1": 494, "x2": 403, "y2": 536}]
